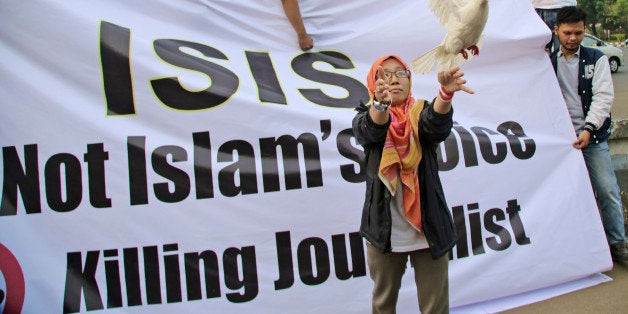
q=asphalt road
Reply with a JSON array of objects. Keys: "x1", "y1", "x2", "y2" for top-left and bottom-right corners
[{"x1": 611, "y1": 47, "x2": 628, "y2": 120}]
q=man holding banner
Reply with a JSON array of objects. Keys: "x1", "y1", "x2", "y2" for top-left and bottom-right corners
[
  {"x1": 550, "y1": 7, "x2": 628, "y2": 263},
  {"x1": 352, "y1": 55, "x2": 473, "y2": 313}
]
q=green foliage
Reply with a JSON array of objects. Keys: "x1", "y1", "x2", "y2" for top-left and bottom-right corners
[{"x1": 579, "y1": 0, "x2": 628, "y2": 36}]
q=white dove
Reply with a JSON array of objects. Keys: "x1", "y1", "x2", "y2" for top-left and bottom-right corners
[{"x1": 411, "y1": 0, "x2": 489, "y2": 74}]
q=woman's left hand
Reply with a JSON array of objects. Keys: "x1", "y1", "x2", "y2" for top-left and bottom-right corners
[{"x1": 438, "y1": 67, "x2": 474, "y2": 94}]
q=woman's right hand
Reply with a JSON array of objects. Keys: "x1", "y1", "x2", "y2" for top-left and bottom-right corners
[{"x1": 374, "y1": 66, "x2": 392, "y2": 104}]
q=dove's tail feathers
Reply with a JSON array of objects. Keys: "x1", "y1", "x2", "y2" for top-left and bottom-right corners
[
  {"x1": 411, "y1": 45, "x2": 458, "y2": 75},
  {"x1": 411, "y1": 46, "x2": 444, "y2": 74}
]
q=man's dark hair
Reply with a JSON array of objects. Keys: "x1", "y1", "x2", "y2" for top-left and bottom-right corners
[{"x1": 556, "y1": 6, "x2": 587, "y2": 26}]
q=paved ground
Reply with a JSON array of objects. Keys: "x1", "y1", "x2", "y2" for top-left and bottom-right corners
[
  {"x1": 502, "y1": 263, "x2": 628, "y2": 313},
  {"x1": 501, "y1": 47, "x2": 628, "y2": 314},
  {"x1": 611, "y1": 47, "x2": 628, "y2": 120}
]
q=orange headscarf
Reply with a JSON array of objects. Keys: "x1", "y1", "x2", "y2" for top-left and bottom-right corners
[{"x1": 366, "y1": 55, "x2": 424, "y2": 232}]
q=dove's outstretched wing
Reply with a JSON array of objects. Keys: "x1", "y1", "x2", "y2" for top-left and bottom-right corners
[
  {"x1": 429, "y1": 0, "x2": 464, "y2": 27},
  {"x1": 411, "y1": 0, "x2": 465, "y2": 74}
]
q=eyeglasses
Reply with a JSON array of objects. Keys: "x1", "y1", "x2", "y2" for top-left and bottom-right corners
[{"x1": 382, "y1": 70, "x2": 411, "y2": 79}]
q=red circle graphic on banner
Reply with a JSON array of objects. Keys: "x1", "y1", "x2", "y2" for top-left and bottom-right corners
[{"x1": 0, "y1": 243, "x2": 25, "y2": 314}]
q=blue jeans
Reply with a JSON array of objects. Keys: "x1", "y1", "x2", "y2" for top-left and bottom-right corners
[{"x1": 582, "y1": 141, "x2": 626, "y2": 244}]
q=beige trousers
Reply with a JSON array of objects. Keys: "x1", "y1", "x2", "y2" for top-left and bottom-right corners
[{"x1": 367, "y1": 243, "x2": 449, "y2": 314}]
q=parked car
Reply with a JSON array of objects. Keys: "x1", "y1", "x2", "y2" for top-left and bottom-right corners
[{"x1": 581, "y1": 34, "x2": 624, "y2": 73}]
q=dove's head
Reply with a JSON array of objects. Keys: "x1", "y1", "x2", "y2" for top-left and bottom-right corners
[{"x1": 367, "y1": 55, "x2": 412, "y2": 107}]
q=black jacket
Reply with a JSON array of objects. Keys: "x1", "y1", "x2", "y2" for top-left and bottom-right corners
[
  {"x1": 352, "y1": 100, "x2": 457, "y2": 259},
  {"x1": 550, "y1": 45, "x2": 612, "y2": 143}
]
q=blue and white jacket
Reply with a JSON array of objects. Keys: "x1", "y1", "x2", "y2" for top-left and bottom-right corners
[{"x1": 550, "y1": 45, "x2": 613, "y2": 143}]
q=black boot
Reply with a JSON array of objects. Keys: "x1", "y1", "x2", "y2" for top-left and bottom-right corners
[{"x1": 610, "y1": 242, "x2": 628, "y2": 264}]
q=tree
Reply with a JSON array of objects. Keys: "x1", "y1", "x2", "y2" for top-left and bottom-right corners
[
  {"x1": 579, "y1": 0, "x2": 627, "y2": 38},
  {"x1": 609, "y1": 0, "x2": 627, "y2": 34},
  {"x1": 579, "y1": 0, "x2": 605, "y2": 36}
]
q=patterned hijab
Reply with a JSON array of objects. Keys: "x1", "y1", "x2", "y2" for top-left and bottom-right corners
[{"x1": 366, "y1": 55, "x2": 424, "y2": 232}]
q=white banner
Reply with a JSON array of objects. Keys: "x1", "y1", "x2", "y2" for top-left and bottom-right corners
[{"x1": 0, "y1": 0, "x2": 613, "y2": 313}]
